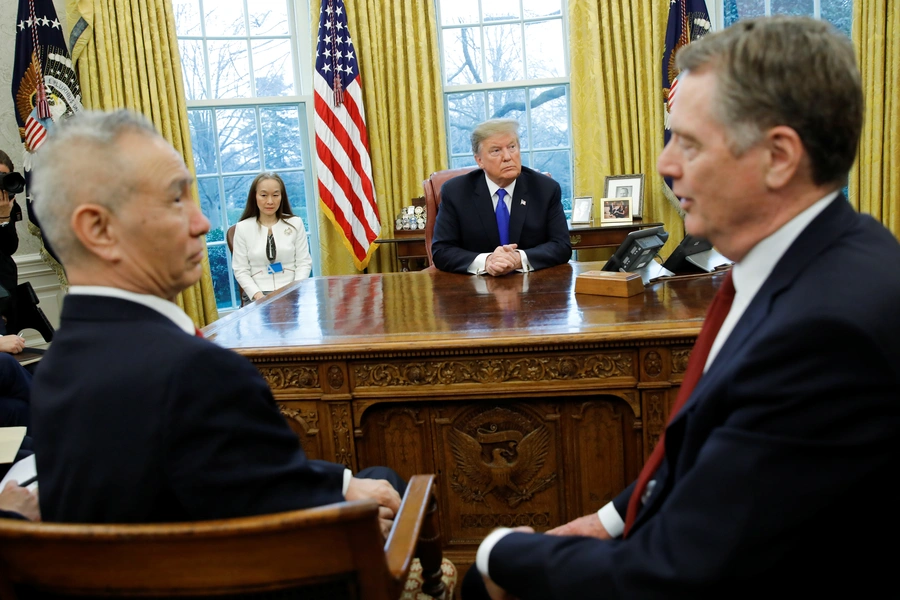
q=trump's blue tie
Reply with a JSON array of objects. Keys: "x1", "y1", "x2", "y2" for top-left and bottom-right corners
[{"x1": 496, "y1": 188, "x2": 510, "y2": 245}]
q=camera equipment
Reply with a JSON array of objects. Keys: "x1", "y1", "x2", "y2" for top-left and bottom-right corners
[{"x1": 0, "y1": 172, "x2": 26, "y2": 195}]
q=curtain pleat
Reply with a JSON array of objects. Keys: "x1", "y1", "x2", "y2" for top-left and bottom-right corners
[
  {"x1": 311, "y1": 0, "x2": 448, "y2": 275},
  {"x1": 569, "y1": 0, "x2": 684, "y2": 257},
  {"x1": 850, "y1": 0, "x2": 899, "y2": 238},
  {"x1": 67, "y1": 0, "x2": 218, "y2": 326}
]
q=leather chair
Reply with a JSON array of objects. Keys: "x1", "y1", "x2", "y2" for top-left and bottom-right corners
[
  {"x1": 225, "y1": 223, "x2": 249, "y2": 307},
  {"x1": 422, "y1": 167, "x2": 477, "y2": 265},
  {"x1": 0, "y1": 474, "x2": 455, "y2": 600}
]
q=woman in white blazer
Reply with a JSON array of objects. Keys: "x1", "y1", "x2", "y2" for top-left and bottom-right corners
[{"x1": 232, "y1": 173, "x2": 312, "y2": 302}]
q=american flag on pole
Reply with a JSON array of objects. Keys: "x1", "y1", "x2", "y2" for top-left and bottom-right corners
[
  {"x1": 314, "y1": 0, "x2": 380, "y2": 271},
  {"x1": 663, "y1": 0, "x2": 711, "y2": 190},
  {"x1": 12, "y1": 0, "x2": 82, "y2": 266}
]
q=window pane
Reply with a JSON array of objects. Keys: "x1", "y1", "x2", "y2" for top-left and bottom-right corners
[
  {"x1": 531, "y1": 150, "x2": 571, "y2": 206},
  {"x1": 447, "y1": 91, "x2": 486, "y2": 155},
  {"x1": 207, "y1": 240, "x2": 233, "y2": 308},
  {"x1": 723, "y1": 0, "x2": 765, "y2": 27},
  {"x1": 488, "y1": 88, "x2": 528, "y2": 147},
  {"x1": 451, "y1": 155, "x2": 477, "y2": 168},
  {"x1": 484, "y1": 24, "x2": 524, "y2": 82},
  {"x1": 179, "y1": 40, "x2": 208, "y2": 100},
  {"x1": 822, "y1": 0, "x2": 853, "y2": 38},
  {"x1": 217, "y1": 108, "x2": 260, "y2": 172},
  {"x1": 439, "y1": 0, "x2": 479, "y2": 26},
  {"x1": 522, "y1": 0, "x2": 562, "y2": 19},
  {"x1": 198, "y1": 177, "x2": 224, "y2": 232},
  {"x1": 223, "y1": 173, "x2": 257, "y2": 225},
  {"x1": 771, "y1": 0, "x2": 814, "y2": 16},
  {"x1": 443, "y1": 28, "x2": 483, "y2": 85},
  {"x1": 524, "y1": 20, "x2": 565, "y2": 79},
  {"x1": 203, "y1": 0, "x2": 245, "y2": 36},
  {"x1": 280, "y1": 171, "x2": 309, "y2": 232},
  {"x1": 188, "y1": 109, "x2": 217, "y2": 174},
  {"x1": 529, "y1": 86, "x2": 569, "y2": 149},
  {"x1": 261, "y1": 105, "x2": 304, "y2": 170},
  {"x1": 252, "y1": 39, "x2": 295, "y2": 96},
  {"x1": 208, "y1": 40, "x2": 251, "y2": 98},
  {"x1": 248, "y1": 0, "x2": 290, "y2": 36},
  {"x1": 483, "y1": 0, "x2": 520, "y2": 22},
  {"x1": 172, "y1": 0, "x2": 201, "y2": 36}
]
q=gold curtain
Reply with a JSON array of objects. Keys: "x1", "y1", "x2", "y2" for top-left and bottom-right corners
[
  {"x1": 568, "y1": 0, "x2": 684, "y2": 255},
  {"x1": 67, "y1": 0, "x2": 218, "y2": 326},
  {"x1": 850, "y1": 0, "x2": 900, "y2": 238},
  {"x1": 311, "y1": 0, "x2": 448, "y2": 275}
]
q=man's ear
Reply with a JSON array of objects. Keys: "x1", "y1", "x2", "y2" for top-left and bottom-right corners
[
  {"x1": 70, "y1": 204, "x2": 121, "y2": 262},
  {"x1": 763, "y1": 125, "x2": 804, "y2": 190}
]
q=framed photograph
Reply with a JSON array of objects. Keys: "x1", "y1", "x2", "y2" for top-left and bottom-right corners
[
  {"x1": 600, "y1": 197, "x2": 633, "y2": 223},
  {"x1": 571, "y1": 196, "x2": 593, "y2": 224},
  {"x1": 604, "y1": 174, "x2": 645, "y2": 217}
]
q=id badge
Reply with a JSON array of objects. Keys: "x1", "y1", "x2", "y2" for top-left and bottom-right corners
[{"x1": 267, "y1": 261, "x2": 284, "y2": 274}]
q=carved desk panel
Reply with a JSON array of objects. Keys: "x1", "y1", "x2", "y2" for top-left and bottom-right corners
[{"x1": 204, "y1": 262, "x2": 723, "y2": 571}]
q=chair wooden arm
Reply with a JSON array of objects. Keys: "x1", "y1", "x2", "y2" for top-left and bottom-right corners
[{"x1": 385, "y1": 474, "x2": 446, "y2": 599}]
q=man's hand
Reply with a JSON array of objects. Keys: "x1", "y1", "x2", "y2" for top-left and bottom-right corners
[
  {"x1": 0, "y1": 334, "x2": 26, "y2": 354},
  {"x1": 0, "y1": 481, "x2": 40, "y2": 521},
  {"x1": 545, "y1": 513, "x2": 611, "y2": 539},
  {"x1": 486, "y1": 244, "x2": 521, "y2": 276},
  {"x1": 345, "y1": 477, "x2": 402, "y2": 517}
]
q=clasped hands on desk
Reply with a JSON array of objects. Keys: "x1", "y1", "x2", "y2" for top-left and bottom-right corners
[
  {"x1": 375, "y1": 218, "x2": 663, "y2": 271},
  {"x1": 204, "y1": 262, "x2": 721, "y2": 573}
]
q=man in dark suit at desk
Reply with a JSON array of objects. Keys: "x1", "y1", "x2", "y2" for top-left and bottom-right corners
[
  {"x1": 28, "y1": 110, "x2": 402, "y2": 531},
  {"x1": 463, "y1": 16, "x2": 900, "y2": 599},
  {"x1": 431, "y1": 119, "x2": 571, "y2": 275}
]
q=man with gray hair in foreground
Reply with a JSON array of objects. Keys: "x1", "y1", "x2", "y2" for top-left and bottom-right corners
[
  {"x1": 463, "y1": 16, "x2": 900, "y2": 599},
  {"x1": 29, "y1": 109, "x2": 404, "y2": 529}
]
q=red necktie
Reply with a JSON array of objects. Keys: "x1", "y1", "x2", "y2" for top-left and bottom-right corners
[{"x1": 623, "y1": 270, "x2": 736, "y2": 536}]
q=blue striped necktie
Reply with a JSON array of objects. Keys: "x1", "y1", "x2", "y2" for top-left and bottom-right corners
[{"x1": 496, "y1": 188, "x2": 510, "y2": 245}]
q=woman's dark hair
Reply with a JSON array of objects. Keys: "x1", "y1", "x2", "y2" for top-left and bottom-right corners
[
  {"x1": 238, "y1": 173, "x2": 296, "y2": 223},
  {"x1": 0, "y1": 150, "x2": 15, "y2": 172}
]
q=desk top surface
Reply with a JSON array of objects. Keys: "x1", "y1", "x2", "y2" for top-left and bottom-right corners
[{"x1": 205, "y1": 262, "x2": 724, "y2": 356}]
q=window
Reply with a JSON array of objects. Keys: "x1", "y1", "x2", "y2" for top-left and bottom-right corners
[
  {"x1": 174, "y1": 0, "x2": 317, "y2": 310},
  {"x1": 436, "y1": 0, "x2": 573, "y2": 216},
  {"x1": 717, "y1": 0, "x2": 852, "y2": 37}
]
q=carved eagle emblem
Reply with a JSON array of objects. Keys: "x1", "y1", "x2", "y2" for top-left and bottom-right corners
[{"x1": 448, "y1": 426, "x2": 555, "y2": 507}]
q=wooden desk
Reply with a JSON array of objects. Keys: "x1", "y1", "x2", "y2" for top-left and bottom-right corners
[
  {"x1": 374, "y1": 219, "x2": 665, "y2": 271},
  {"x1": 205, "y1": 263, "x2": 721, "y2": 571}
]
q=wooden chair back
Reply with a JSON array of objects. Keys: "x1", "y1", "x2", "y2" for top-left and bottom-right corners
[
  {"x1": 0, "y1": 475, "x2": 447, "y2": 600},
  {"x1": 226, "y1": 223, "x2": 236, "y2": 254},
  {"x1": 422, "y1": 167, "x2": 477, "y2": 265}
]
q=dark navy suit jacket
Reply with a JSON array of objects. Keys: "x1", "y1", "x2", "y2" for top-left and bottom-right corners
[
  {"x1": 431, "y1": 166, "x2": 571, "y2": 273},
  {"x1": 31, "y1": 295, "x2": 346, "y2": 523},
  {"x1": 483, "y1": 197, "x2": 900, "y2": 597}
]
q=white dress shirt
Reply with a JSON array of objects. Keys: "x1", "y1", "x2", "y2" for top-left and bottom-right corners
[
  {"x1": 476, "y1": 191, "x2": 839, "y2": 578},
  {"x1": 467, "y1": 175, "x2": 534, "y2": 275}
]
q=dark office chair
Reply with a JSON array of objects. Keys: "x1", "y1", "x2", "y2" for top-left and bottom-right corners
[
  {"x1": 4, "y1": 282, "x2": 54, "y2": 343},
  {"x1": 0, "y1": 474, "x2": 455, "y2": 600},
  {"x1": 422, "y1": 167, "x2": 477, "y2": 265}
]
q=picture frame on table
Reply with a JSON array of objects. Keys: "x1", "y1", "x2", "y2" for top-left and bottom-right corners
[
  {"x1": 600, "y1": 197, "x2": 633, "y2": 223},
  {"x1": 571, "y1": 196, "x2": 593, "y2": 224},
  {"x1": 604, "y1": 174, "x2": 645, "y2": 217}
]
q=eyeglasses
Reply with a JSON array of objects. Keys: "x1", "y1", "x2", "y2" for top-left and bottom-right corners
[{"x1": 486, "y1": 143, "x2": 520, "y2": 158}]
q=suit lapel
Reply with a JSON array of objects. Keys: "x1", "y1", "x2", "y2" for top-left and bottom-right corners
[
  {"x1": 473, "y1": 173, "x2": 501, "y2": 247},
  {"x1": 508, "y1": 170, "x2": 529, "y2": 244}
]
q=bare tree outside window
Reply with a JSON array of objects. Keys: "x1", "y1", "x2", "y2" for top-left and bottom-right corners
[{"x1": 438, "y1": 0, "x2": 573, "y2": 216}]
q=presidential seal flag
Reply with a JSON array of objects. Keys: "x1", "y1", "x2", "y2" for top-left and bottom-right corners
[
  {"x1": 313, "y1": 0, "x2": 380, "y2": 271},
  {"x1": 662, "y1": 0, "x2": 710, "y2": 193},
  {"x1": 12, "y1": 0, "x2": 83, "y2": 268}
]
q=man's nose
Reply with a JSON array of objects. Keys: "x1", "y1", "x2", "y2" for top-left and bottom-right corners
[{"x1": 657, "y1": 141, "x2": 680, "y2": 179}]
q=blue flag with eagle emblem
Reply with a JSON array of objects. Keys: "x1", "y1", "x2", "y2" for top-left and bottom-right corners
[
  {"x1": 662, "y1": 0, "x2": 711, "y2": 191},
  {"x1": 12, "y1": 0, "x2": 83, "y2": 268}
]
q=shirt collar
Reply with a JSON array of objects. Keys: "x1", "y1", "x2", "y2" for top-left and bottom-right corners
[
  {"x1": 731, "y1": 191, "x2": 839, "y2": 299},
  {"x1": 67, "y1": 286, "x2": 198, "y2": 335},
  {"x1": 483, "y1": 173, "x2": 517, "y2": 203}
]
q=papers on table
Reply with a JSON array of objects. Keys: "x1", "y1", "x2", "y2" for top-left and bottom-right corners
[
  {"x1": 0, "y1": 454, "x2": 37, "y2": 491},
  {"x1": 0, "y1": 427, "x2": 26, "y2": 464}
]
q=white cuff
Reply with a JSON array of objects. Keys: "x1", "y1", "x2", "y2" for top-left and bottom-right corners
[
  {"x1": 468, "y1": 253, "x2": 491, "y2": 274},
  {"x1": 342, "y1": 468, "x2": 352, "y2": 496},
  {"x1": 476, "y1": 527, "x2": 514, "y2": 578},
  {"x1": 517, "y1": 249, "x2": 532, "y2": 272},
  {"x1": 598, "y1": 501, "x2": 625, "y2": 538}
]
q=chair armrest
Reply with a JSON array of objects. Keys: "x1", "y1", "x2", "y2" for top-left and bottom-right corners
[{"x1": 384, "y1": 474, "x2": 445, "y2": 598}]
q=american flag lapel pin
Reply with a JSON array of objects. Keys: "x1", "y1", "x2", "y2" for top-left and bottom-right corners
[{"x1": 521, "y1": 199, "x2": 527, "y2": 206}]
